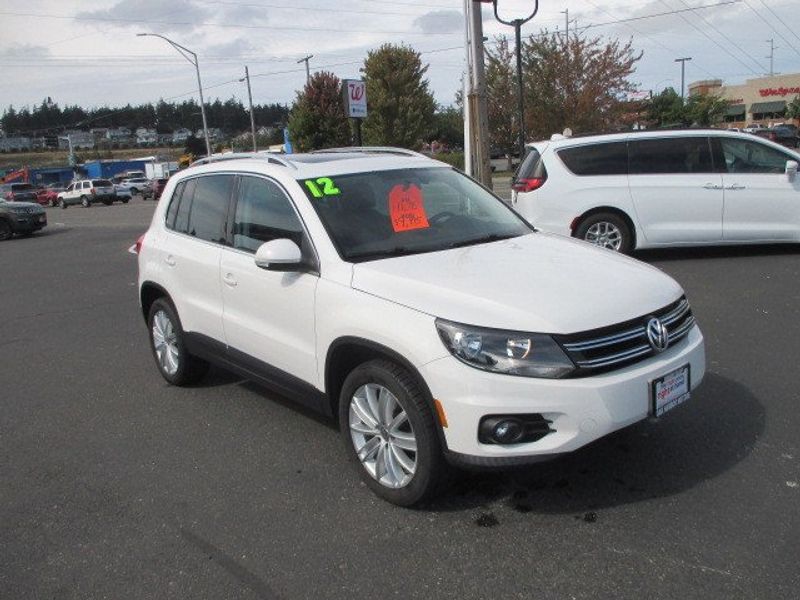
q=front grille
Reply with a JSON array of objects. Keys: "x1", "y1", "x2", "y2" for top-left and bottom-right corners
[{"x1": 555, "y1": 297, "x2": 695, "y2": 377}]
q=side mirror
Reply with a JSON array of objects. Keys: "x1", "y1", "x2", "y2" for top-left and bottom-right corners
[
  {"x1": 254, "y1": 239, "x2": 303, "y2": 271},
  {"x1": 786, "y1": 160, "x2": 798, "y2": 182}
]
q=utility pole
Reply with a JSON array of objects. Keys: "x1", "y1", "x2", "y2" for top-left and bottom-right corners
[
  {"x1": 240, "y1": 66, "x2": 257, "y2": 152},
  {"x1": 491, "y1": 0, "x2": 540, "y2": 161},
  {"x1": 297, "y1": 55, "x2": 313, "y2": 85},
  {"x1": 766, "y1": 39, "x2": 776, "y2": 76},
  {"x1": 675, "y1": 57, "x2": 692, "y2": 100},
  {"x1": 466, "y1": 0, "x2": 492, "y2": 188},
  {"x1": 562, "y1": 8, "x2": 569, "y2": 38}
]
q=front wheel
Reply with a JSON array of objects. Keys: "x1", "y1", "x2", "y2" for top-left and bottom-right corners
[
  {"x1": 0, "y1": 220, "x2": 12, "y2": 241},
  {"x1": 574, "y1": 212, "x2": 632, "y2": 253},
  {"x1": 147, "y1": 298, "x2": 209, "y2": 386},
  {"x1": 59, "y1": 198, "x2": 66, "y2": 209},
  {"x1": 339, "y1": 359, "x2": 448, "y2": 506}
]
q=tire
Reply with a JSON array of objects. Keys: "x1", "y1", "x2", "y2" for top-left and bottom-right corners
[
  {"x1": 80, "y1": 196, "x2": 90, "y2": 208},
  {"x1": 574, "y1": 212, "x2": 633, "y2": 253},
  {"x1": 130, "y1": 187, "x2": 138, "y2": 196},
  {"x1": 339, "y1": 359, "x2": 449, "y2": 506},
  {"x1": 59, "y1": 198, "x2": 67, "y2": 209},
  {"x1": 121, "y1": 198, "x2": 129, "y2": 204},
  {"x1": 48, "y1": 199, "x2": 55, "y2": 208},
  {"x1": 102, "y1": 199, "x2": 112, "y2": 206},
  {"x1": 0, "y1": 219, "x2": 12, "y2": 241},
  {"x1": 147, "y1": 298, "x2": 209, "y2": 386}
]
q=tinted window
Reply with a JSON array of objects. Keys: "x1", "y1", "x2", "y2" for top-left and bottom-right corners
[
  {"x1": 233, "y1": 177, "x2": 304, "y2": 252},
  {"x1": 629, "y1": 137, "x2": 712, "y2": 174},
  {"x1": 93, "y1": 179, "x2": 112, "y2": 186},
  {"x1": 173, "y1": 179, "x2": 196, "y2": 233},
  {"x1": 12, "y1": 184, "x2": 35, "y2": 191},
  {"x1": 186, "y1": 175, "x2": 233, "y2": 243},
  {"x1": 515, "y1": 147, "x2": 542, "y2": 179},
  {"x1": 558, "y1": 142, "x2": 628, "y2": 175},
  {"x1": 82, "y1": 181, "x2": 90, "y2": 189},
  {"x1": 719, "y1": 138, "x2": 791, "y2": 174},
  {"x1": 165, "y1": 181, "x2": 186, "y2": 229}
]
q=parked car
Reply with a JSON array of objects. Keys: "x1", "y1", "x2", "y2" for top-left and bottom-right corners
[
  {"x1": 113, "y1": 185, "x2": 133, "y2": 201},
  {"x1": 511, "y1": 129, "x2": 800, "y2": 252},
  {"x1": 56, "y1": 179, "x2": 119, "y2": 208},
  {"x1": 116, "y1": 177, "x2": 152, "y2": 197},
  {"x1": 0, "y1": 198, "x2": 47, "y2": 240},
  {"x1": 149, "y1": 177, "x2": 168, "y2": 200},
  {"x1": 753, "y1": 125, "x2": 800, "y2": 148},
  {"x1": 35, "y1": 183, "x2": 65, "y2": 207},
  {"x1": 0, "y1": 182, "x2": 39, "y2": 203},
  {"x1": 135, "y1": 149, "x2": 705, "y2": 506}
]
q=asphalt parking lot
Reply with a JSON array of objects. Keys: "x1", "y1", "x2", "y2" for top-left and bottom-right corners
[{"x1": 1, "y1": 199, "x2": 798, "y2": 600}]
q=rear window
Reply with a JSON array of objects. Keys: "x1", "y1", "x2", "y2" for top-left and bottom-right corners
[
  {"x1": 629, "y1": 137, "x2": 713, "y2": 174},
  {"x1": 11, "y1": 184, "x2": 35, "y2": 191},
  {"x1": 93, "y1": 180, "x2": 113, "y2": 187},
  {"x1": 558, "y1": 142, "x2": 628, "y2": 176},
  {"x1": 514, "y1": 147, "x2": 544, "y2": 180}
]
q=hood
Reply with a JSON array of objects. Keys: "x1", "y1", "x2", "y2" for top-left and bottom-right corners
[
  {"x1": 351, "y1": 232, "x2": 684, "y2": 334},
  {"x1": 4, "y1": 201, "x2": 42, "y2": 210}
]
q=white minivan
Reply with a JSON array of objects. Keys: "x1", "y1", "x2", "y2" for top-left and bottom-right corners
[
  {"x1": 511, "y1": 130, "x2": 800, "y2": 252},
  {"x1": 136, "y1": 149, "x2": 705, "y2": 505}
]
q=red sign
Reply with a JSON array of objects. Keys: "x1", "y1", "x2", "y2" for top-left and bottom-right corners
[
  {"x1": 759, "y1": 86, "x2": 800, "y2": 97},
  {"x1": 388, "y1": 184, "x2": 429, "y2": 233}
]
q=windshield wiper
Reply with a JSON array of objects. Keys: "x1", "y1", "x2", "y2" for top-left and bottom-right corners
[
  {"x1": 448, "y1": 233, "x2": 519, "y2": 249},
  {"x1": 348, "y1": 246, "x2": 421, "y2": 261}
]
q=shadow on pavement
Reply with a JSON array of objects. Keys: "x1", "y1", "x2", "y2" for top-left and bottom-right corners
[
  {"x1": 424, "y1": 373, "x2": 764, "y2": 514},
  {"x1": 635, "y1": 243, "x2": 799, "y2": 262}
]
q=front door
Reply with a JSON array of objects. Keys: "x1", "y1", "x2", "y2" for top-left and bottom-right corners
[
  {"x1": 627, "y1": 136, "x2": 724, "y2": 244},
  {"x1": 220, "y1": 175, "x2": 319, "y2": 388},
  {"x1": 714, "y1": 136, "x2": 800, "y2": 241}
]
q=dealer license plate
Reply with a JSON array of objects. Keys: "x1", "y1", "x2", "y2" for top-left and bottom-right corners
[{"x1": 651, "y1": 364, "x2": 690, "y2": 417}]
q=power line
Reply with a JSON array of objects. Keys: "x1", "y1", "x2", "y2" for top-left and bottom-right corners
[
  {"x1": 192, "y1": 0, "x2": 430, "y2": 18},
  {"x1": 754, "y1": 0, "x2": 800, "y2": 48},
  {"x1": 741, "y1": 0, "x2": 800, "y2": 59}
]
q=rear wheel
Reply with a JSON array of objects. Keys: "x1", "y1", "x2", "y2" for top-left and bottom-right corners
[
  {"x1": 48, "y1": 199, "x2": 55, "y2": 208},
  {"x1": 574, "y1": 212, "x2": 632, "y2": 253},
  {"x1": 130, "y1": 187, "x2": 139, "y2": 196},
  {"x1": 147, "y1": 298, "x2": 209, "y2": 386},
  {"x1": 102, "y1": 199, "x2": 113, "y2": 206},
  {"x1": 0, "y1": 220, "x2": 12, "y2": 241},
  {"x1": 80, "y1": 196, "x2": 90, "y2": 208},
  {"x1": 339, "y1": 359, "x2": 448, "y2": 506},
  {"x1": 120, "y1": 198, "x2": 129, "y2": 204}
]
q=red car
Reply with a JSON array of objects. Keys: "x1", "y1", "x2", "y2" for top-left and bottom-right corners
[
  {"x1": 35, "y1": 184, "x2": 64, "y2": 207},
  {"x1": 150, "y1": 178, "x2": 168, "y2": 201}
]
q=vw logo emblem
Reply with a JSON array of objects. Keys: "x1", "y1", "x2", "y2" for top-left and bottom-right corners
[{"x1": 646, "y1": 317, "x2": 669, "y2": 353}]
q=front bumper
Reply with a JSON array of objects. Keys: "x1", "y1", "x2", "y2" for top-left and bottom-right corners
[
  {"x1": 420, "y1": 324, "x2": 705, "y2": 464},
  {"x1": 10, "y1": 213, "x2": 47, "y2": 232}
]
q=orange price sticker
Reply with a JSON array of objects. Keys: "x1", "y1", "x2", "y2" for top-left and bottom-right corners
[{"x1": 388, "y1": 184, "x2": 429, "y2": 233}]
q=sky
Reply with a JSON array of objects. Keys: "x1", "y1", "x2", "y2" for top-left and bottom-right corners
[{"x1": 1, "y1": 0, "x2": 799, "y2": 116}]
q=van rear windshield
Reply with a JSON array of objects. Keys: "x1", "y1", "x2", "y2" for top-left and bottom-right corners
[
  {"x1": 12, "y1": 184, "x2": 35, "y2": 191},
  {"x1": 94, "y1": 180, "x2": 112, "y2": 186},
  {"x1": 514, "y1": 148, "x2": 543, "y2": 180}
]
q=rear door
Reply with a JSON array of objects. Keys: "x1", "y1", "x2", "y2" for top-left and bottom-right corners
[
  {"x1": 713, "y1": 136, "x2": 800, "y2": 241},
  {"x1": 158, "y1": 175, "x2": 234, "y2": 342},
  {"x1": 628, "y1": 136, "x2": 723, "y2": 244}
]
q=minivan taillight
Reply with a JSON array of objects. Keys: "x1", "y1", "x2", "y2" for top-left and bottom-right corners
[{"x1": 512, "y1": 177, "x2": 545, "y2": 193}]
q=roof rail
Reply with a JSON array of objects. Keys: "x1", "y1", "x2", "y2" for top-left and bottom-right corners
[
  {"x1": 189, "y1": 151, "x2": 297, "y2": 169},
  {"x1": 311, "y1": 146, "x2": 426, "y2": 158}
]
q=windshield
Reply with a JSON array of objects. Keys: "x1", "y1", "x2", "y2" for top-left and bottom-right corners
[{"x1": 300, "y1": 167, "x2": 531, "y2": 262}]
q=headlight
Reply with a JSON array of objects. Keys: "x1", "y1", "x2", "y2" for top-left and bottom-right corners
[{"x1": 436, "y1": 319, "x2": 575, "y2": 378}]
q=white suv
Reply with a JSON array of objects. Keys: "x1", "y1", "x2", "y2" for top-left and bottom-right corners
[
  {"x1": 57, "y1": 179, "x2": 118, "y2": 208},
  {"x1": 511, "y1": 129, "x2": 800, "y2": 252},
  {"x1": 135, "y1": 150, "x2": 706, "y2": 505}
]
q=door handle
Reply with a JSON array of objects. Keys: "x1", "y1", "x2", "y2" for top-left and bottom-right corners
[
  {"x1": 223, "y1": 273, "x2": 238, "y2": 287},
  {"x1": 164, "y1": 255, "x2": 176, "y2": 267},
  {"x1": 725, "y1": 183, "x2": 746, "y2": 190},
  {"x1": 702, "y1": 183, "x2": 721, "y2": 190}
]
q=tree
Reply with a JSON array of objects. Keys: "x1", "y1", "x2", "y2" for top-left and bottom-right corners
[
  {"x1": 362, "y1": 44, "x2": 436, "y2": 149},
  {"x1": 786, "y1": 95, "x2": 800, "y2": 119},
  {"x1": 184, "y1": 134, "x2": 206, "y2": 157},
  {"x1": 521, "y1": 30, "x2": 641, "y2": 139},
  {"x1": 685, "y1": 93, "x2": 730, "y2": 126},
  {"x1": 287, "y1": 71, "x2": 351, "y2": 152},
  {"x1": 486, "y1": 36, "x2": 519, "y2": 170},
  {"x1": 647, "y1": 87, "x2": 686, "y2": 127},
  {"x1": 428, "y1": 106, "x2": 463, "y2": 149}
]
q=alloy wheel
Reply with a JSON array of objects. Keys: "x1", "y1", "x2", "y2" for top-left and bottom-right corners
[
  {"x1": 585, "y1": 221, "x2": 623, "y2": 251},
  {"x1": 349, "y1": 383, "x2": 417, "y2": 489},
  {"x1": 151, "y1": 309, "x2": 179, "y2": 376}
]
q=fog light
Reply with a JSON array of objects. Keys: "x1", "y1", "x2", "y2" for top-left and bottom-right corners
[
  {"x1": 492, "y1": 419, "x2": 523, "y2": 444},
  {"x1": 479, "y1": 414, "x2": 555, "y2": 445}
]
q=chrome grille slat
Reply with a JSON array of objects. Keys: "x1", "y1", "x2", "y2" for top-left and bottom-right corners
[{"x1": 556, "y1": 297, "x2": 696, "y2": 376}]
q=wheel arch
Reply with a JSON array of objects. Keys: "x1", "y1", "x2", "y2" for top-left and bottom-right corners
[
  {"x1": 570, "y1": 206, "x2": 638, "y2": 249},
  {"x1": 324, "y1": 337, "x2": 448, "y2": 448},
  {"x1": 139, "y1": 281, "x2": 172, "y2": 322}
]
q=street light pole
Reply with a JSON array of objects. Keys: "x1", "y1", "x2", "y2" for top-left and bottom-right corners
[
  {"x1": 137, "y1": 33, "x2": 212, "y2": 157},
  {"x1": 491, "y1": 0, "x2": 540, "y2": 160},
  {"x1": 675, "y1": 57, "x2": 692, "y2": 100}
]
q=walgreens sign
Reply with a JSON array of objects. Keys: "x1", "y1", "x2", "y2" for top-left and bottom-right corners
[{"x1": 759, "y1": 86, "x2": 800, "y2": 97}]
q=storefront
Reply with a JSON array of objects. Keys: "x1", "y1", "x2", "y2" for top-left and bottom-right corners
[{"x1": 689, "y1": 73, "x2": 800, "y2": 127}]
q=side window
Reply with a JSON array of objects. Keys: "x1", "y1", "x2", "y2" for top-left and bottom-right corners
[
  {"x1": 165, "y1": 181, "x2": 185, "y2": 229},
  {"x1": 718, "y1": 138, "x2": 790, "y2": 174},
  {"x1": 82, "y1": 181, "x2": 89, "y2": 190},
  {"x1": 173, "y1": 179, "x2": 196, "y2": 234},
  {"x1": 186, "y1": 175, "x2": 234, "y2": 243},
  {"x1": 558, "y1": 142, "x2": 628, "y2": 176},
  {"x1": 233, "y1": 176, "x2": 304, "y2": 252},
  {"x1": 629, "y1": 137, "x2": 712, "y2": 175}
]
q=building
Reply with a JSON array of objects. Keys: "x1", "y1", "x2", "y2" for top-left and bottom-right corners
[
  {"x1": 172, "y1": 128, "x2": 192, "y2": 144},
  {"x1": 135, "y1": 128, "x2": 158, "y2": 146},
  {"x1": 58, "y1": 131, "x2": 94, "y2": 150},
  {"x1": 106, "y1": 127, "x2": 132, "y2": 143},
  {"x1": 689, "y1": 72, "x2": 800, "y2": 127},
  {"x1": 0, "y1": 136, "x2": 33, "y2": 152},
  {"x1": 81, "y1": 159, "x2": 149, "y2": 180}
]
